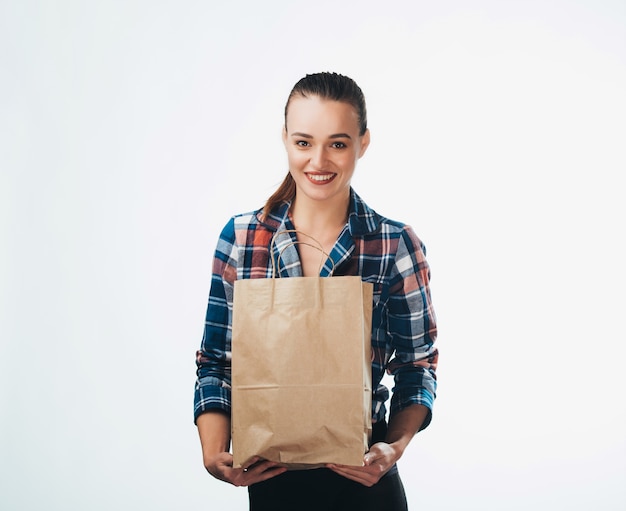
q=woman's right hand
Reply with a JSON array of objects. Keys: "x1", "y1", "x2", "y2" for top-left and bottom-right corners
[
  {"x1": 197, "y1": 411, "x2": 286, "y2": 486},
  {"x1": 205, "y1": 452, "x2": 287, "y2": 487}
]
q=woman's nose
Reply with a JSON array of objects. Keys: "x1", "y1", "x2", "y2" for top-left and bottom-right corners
[{"x1": 310, "y1": 146, "x2": 327, "y2": 169}]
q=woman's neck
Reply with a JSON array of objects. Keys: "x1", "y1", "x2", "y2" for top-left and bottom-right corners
[
  {"x1": 289, "y1": 191, "x2": 350, "y2": 276},
  {"x1": 289, "y1": 192, "x2": 350, "y2": 238}
]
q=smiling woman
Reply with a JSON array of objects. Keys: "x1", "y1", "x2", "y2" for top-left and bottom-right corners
[
  {"x1": 283, "y1": 97, "x2": 369, "y2": 209},
  {"x1": 280, "y1": 96, "x2": 371, "y2": 270},
  {"x1": 194, "y1": 72, "x2": 438, "y2": 511}
]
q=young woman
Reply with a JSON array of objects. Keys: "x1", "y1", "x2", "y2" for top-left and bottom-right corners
[{"x1": 194, "y1": 72, "x2": 438, "y2": 510}]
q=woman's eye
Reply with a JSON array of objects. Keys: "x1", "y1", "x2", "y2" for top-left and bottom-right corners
[
  {"x1": 332, "y1": 142, "x2": 347, "y2": 149},
  {"x1": 296, "y1": 140, "x2": 310, "y2": 147}
]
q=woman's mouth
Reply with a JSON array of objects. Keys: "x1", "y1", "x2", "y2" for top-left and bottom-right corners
[{"x1": 306, "y1": 172, "x2": 336, "y2": 184}]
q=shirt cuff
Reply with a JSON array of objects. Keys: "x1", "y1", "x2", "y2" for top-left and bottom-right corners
[{"x1": 193, "y1": 377, "x2": 231, "y2": 424}]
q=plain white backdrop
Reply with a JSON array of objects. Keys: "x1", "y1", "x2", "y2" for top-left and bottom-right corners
[{"x1": 1, "y1": 1, "x2": 625, "y2": 509}]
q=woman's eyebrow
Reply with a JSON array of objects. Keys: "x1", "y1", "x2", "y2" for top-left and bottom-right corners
[{"x1": 290, "y1": 132, "x2": 352, "y2": 139}]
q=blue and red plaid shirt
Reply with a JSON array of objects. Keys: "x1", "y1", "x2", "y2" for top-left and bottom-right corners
[{"x1": 194, "y1": 189, "x2": 438, "y2": 428}]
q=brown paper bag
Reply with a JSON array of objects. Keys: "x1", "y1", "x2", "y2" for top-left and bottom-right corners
[{"x1": 231, "y1": 233, "x2": 373, "y2": 469}]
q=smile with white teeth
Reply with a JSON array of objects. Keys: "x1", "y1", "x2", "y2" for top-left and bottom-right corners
[{"x1": 307, "y1": 173, "x2": 335, "y2": 182}]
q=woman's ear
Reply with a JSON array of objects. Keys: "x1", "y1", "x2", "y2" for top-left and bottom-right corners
[
  {"x1": 282, "y1": 126, "x2": 288, "y2": 148},
  {"x1": 358, "y1": 129, "x2": 371, "y2": 158}
]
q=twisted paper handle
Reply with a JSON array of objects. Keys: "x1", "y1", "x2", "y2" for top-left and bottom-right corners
[{"x1": 270, "y1": 229, "x2": 336, "y2": 277}]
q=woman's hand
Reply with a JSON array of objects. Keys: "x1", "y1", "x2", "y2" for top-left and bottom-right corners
[
  {"x1": 327, "y1": 441, "x2": 400, "y2": 487},
  {"x1": 205, "y1": 452, "x2": 287, "y2": 487},
  {"x1": 328, "y1": 405, "x2": 430, "y2": 487},
  {"x1": 197, "y1": 411, "x2": 287, "y2": 487}
]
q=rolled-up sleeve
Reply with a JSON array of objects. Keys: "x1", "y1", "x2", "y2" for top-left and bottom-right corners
[
  {"x1": 193, "y1": 218, "x2": 238, "y2": 423},
  {"x1": 386, "y1": 226, "x2": 438, "y2": 430}
]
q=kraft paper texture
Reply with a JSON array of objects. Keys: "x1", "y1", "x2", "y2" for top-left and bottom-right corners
[{"x1": 232, "y1": 275, "x2": 373, "y2": 469}]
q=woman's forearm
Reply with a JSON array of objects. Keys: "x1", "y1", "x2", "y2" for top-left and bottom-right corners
[
  {"x1": 197, "y1": 410, "x2": 231, "y2": 464},
  {"x1": 385, "y1": 404, "x2": 430, "y2": 458}
]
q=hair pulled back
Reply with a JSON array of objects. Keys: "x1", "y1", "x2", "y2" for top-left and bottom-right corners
[{"x1": 261, "y1": 72, "x2": 367, "y2": 219}]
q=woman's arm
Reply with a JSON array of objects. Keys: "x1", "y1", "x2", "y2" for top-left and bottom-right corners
[
  {"x1": 195, "y1": 219, "x2": 287, "y2": 486},
  {"x1": 327, "y1": 404, "x2": 428, "y2": 487},
  {"x1": 197, "y1": 411, "x2": 287, "y2": 486},
  {"x1": 384, "y1": 403, "x2": 430, "y2": 455},
  {"x1": 197, "y1": 410, "x2": 230, "y2": 464},
  {"x1": 329, "y1": 225, "x2": 437, "y2": 486}
]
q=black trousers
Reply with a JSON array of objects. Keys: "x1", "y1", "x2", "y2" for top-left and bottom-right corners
[{"x1": 248, "y1": 422, "x2": 409, "y2": 511}]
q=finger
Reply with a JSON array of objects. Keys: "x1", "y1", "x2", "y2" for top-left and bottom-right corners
[
  {"x1": 363, "y1": 453, "x2": 377, "y2": 466},
  {"x1": 242, "y1": 456, "x2": 261, "y2": 471},
  {"x1": 242, "y1": 460, "x2": 286, "y2": 480},
  {"x1": 363, "y1": 443, "x2": 390, "y2": 465},
  {"x1": 247, "y1": 460, "x2": 284, "y2": 473},
  {"x1": 328, "y1": 465, "x2": 377, "y2": 486},
  {"x1": 327, "y1": 464, "x2": 372, "y2": 478},
  {"x1": 330, "y1": 462, "x2": 388, "y2": 485},
  {"x1": 233, "y1": 464, "x2": 286, "y2": 487}
]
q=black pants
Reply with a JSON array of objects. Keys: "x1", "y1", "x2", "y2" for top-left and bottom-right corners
[{"x1": 248, "y1": 422, "x2": 409, "y2": 511}]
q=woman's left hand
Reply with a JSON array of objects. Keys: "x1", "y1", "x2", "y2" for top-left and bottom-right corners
[
  {"x1": 326, "y1": 442, "x2": 400, "y2": 487},
  {"x1": 329, "y1": 405, "x2": 429, "y2": 486}
]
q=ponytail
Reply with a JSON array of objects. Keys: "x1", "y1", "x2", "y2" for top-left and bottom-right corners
[{"x1": 261, "y1": 173, "x2": 296, "y2": 220}]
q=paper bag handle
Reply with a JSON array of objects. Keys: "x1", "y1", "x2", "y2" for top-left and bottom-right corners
[{"x1": 270, "y1": 229, "x2": 336, "y2": 277}]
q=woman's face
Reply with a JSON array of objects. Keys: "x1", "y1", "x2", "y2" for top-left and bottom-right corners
[{"x1": 283, "y1": 95, "x2": 370, "y2": 206}]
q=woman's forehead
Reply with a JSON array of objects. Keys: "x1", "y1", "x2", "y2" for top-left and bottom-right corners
[{"x1": 285, "y1": 96, "x2": 360, "y2": 134}]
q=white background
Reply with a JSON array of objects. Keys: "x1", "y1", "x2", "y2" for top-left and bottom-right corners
[{"x1": 1, "y1": 1, "x2": 625, "y2": 509}]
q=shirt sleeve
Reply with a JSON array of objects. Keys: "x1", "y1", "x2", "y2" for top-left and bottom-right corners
[
  {"x1": 193, "y1": 217, "x2": 238, "y2": 423},
  {"x1": 386, "y1": 225, "x2": 438, "y2": 430}
]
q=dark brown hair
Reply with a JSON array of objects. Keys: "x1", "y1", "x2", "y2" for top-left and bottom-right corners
[{"x1": 261, "y1": 72, "x2": 367, "y2": 219}]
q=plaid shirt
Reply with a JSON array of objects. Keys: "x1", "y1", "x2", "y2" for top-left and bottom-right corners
[{"x1": 194, "y1": 189, "x2": 438, "y2": 428}]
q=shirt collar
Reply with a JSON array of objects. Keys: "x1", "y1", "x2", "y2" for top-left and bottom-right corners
[{"x1": 257, "y1": 187, "x2": 382, "y2": 238}]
